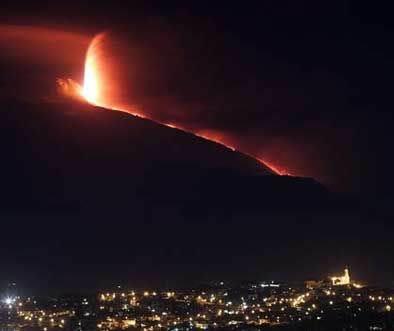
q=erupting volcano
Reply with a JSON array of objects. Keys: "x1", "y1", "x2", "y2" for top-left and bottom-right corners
[{"x1": 60, "y1": 32, "x2": 287, "y2": 176}]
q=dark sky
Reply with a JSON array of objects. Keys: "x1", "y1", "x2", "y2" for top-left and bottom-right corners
[{"x1": 1, "y1": 2, "x2": 394, "y2": 293}]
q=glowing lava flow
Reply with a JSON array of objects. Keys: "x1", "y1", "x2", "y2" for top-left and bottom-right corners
[{"x1": 78, "y1": 33, "x2": 287, "y2": 176}]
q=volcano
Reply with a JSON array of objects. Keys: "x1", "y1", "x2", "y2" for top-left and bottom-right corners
[{"x1": 0, "y1": 98, "x2": 351, "y2": 291}]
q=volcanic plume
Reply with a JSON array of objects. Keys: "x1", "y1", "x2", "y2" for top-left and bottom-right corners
[{"x1": 67, "y1": 32, "x2": 286, "y2": 175}]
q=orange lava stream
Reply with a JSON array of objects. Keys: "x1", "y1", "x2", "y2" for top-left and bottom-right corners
[{"x1": 78, "y1": 33, "x2": 287, "y2": 176}]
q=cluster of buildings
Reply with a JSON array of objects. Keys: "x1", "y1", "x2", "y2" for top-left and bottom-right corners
[{"x1": 1, "y1": 269, "x2": 394, "y2": 330}]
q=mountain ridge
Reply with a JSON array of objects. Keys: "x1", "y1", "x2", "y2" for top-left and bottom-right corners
[{"x1": 0, "y1": 98, "x2": 333, "y2": 214}]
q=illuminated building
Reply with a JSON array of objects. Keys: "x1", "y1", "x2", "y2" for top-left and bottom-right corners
[{"x1": 331, "y1": 267, "x2": 350, "y2": 286}]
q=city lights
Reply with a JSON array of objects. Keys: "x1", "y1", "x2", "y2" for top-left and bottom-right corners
[
  {"x1": 1, "y1": 268, "x2": 394, "y2": 330},
  {"x1": 4, "y1": 296, "x2": 15, "y2": 305}
]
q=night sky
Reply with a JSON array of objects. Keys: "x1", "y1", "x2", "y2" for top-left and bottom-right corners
[{"x1": 0, "y1": 2, "x2": 394, "y2": 293}]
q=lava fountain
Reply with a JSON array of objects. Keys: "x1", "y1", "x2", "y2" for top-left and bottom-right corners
[
  {"x1": 65, "y1": 33, "x2": 287, "y2": 176},
  {"x1": 57, "y1": 33, "x2": 107, "y2": 106},
  {"x1": 82, "y1": 33, "x2": 106, "y2": 105}
]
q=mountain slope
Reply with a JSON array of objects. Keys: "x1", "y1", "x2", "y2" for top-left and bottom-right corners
[{"x1": 0, "y1": 98, "x2": 332, "y2": 213}]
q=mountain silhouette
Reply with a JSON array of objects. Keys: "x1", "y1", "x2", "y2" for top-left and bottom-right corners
[
  {"x1": 0, "y1": 98, "x2": 359, "y2": 292},
  {"x1": 0, "y1": 98, "x2": 332, "y2": 213}
]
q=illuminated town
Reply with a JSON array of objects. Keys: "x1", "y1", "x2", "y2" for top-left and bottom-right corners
[{"x1": 1, "y1": 268, "x2": 394, "y2": 331}]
